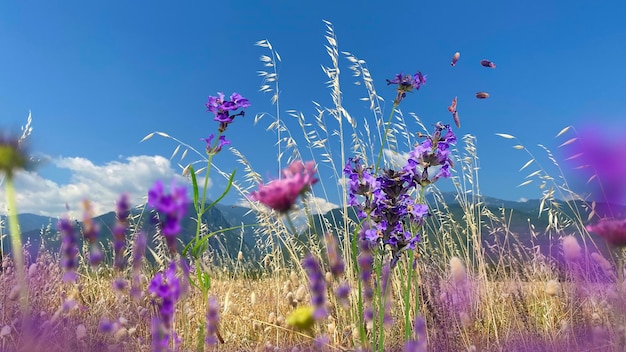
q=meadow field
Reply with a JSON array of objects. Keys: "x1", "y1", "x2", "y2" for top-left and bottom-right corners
[{"x1": 2, "y1": 22, "x2": 626, "y2": 352}]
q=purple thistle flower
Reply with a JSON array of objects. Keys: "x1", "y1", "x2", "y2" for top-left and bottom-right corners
[
  {"x1": 205, "y1": 296, "x2": 220, "y2": 345},
  {"x1": 250, "y1": 160, "x2": 318, "y2": 213},
  {"x1": 587, "y1": 218, "x2": 626, "y2": 248},
  {"x1": 202, "y1": 134, "x2": 231, "y2": 155},
  {"x1": 57, "y1": 217, "x2": 79, "y2": 282},
  {"x1": 148, "y1": 180, "x2": 189, "y2": 253},
  {"x1": 302, "y1": 254, "x2": 328, "y2": 320}
]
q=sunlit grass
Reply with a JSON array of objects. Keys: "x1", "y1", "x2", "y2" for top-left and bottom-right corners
[{"x1": 1, "y1": 21, "x2": 624, "y2": 352}]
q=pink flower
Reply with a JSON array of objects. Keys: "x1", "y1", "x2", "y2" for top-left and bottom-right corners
[
  {"x1": 250, "y1": 160, "x2": 318, "y2": 213},
  {"x1": 587, "y1": 218, "x2": 626, "y2": 247}
]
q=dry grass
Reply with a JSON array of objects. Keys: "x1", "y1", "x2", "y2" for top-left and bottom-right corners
[{"x1": 1, "y1": 21, "x2": 623, "y2": 352}]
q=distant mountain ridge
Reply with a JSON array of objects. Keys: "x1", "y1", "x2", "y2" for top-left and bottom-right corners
[{"x1": 1, "y1": 194, "x2": 622, "y2": 264}]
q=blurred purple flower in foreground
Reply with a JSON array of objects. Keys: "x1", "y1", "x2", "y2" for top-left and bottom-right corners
[
  {"x1": 148, "y1": 180, "x2": 189, "y2": 253},
  {"x1": 250, "y1": 160, "x2": 318, "y2": 213},
  {"x1": 587, "y1": 219, "x2": 626, "y2": 248},
  {"x1": 567, "y1": 126, "x2": 626, "y2": 218}
]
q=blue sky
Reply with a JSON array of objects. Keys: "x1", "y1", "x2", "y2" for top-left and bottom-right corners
[{"x1": 1, "y1": 1, "x2": 625, "y2": 216}]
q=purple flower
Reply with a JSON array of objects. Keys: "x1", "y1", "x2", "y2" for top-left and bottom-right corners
[
  {"x1": 113, "y1": 194, "x2": 130, "y2": 270},
  {"x1": 202, "y1": 134, "x2": 231, "y2": 155},
  {"x1": 302, "y1": 254, "x2": 328, "y2": 320},
  {"x1": 404, "y1": 316, "x2": 427, "y2": 352},
  {"x1": 205, "y1": 296, "x2": 221, "y2": 345},
  {"x1": 587, "y1": 218, "x2": 626, "y2": 247},
  {"x1": 206, "y1": 92, "x2": 251, "y2": 132},
  {"x1": 250, "y1": 160, "x2": 318, "y2": 213},
  {"x1": 57, "y1": 217, "x2": 79, "y2": 282},
  {"x1": 149, "y1": 261, "x2": 181, "y2": 350},
  {"x1": 566, "y1": 126, "x2": 626, "y2": 218},
  {"x1": 148, "y1": 180, "x2": 189, "y2": 253},
  {"x1": 386, "y1": 71, "x2": 426, "y2": 105}
]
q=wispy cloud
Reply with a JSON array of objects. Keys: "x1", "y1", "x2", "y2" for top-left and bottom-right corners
[{"x1": 0, "y1": 155, "x2": 194, "y2": 217}]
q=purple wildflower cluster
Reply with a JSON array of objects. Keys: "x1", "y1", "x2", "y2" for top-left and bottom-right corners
[
  {"x1": 203, "y1": 92, "x2": 251, "y2": 155},
  {"x1": 386, "y1": 72, "x2": 426, "y2": 105},
  {"x1": 344, "y1": 122, "x2": 456, "y2": 266},
  {"x1": 148, "y1": 180, "x2": 189, "y2": 254},
  {"x1": 149, "y1": 261, "x2": 182, "y2": 352},
  {"x1": 113, "y1": 194, "x2": 130, "y2": 271},
  {"x1": 57, "y1": 217, "x2": 79, "y2": 282}
]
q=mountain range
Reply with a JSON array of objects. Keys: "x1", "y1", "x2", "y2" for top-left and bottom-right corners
[{"x1": 0, "y1": 193, "x2": 621, "y2": 266}]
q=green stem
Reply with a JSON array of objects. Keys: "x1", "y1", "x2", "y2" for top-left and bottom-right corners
[
  {"x1": 5, "y1": 177, "x2": 28, "y2": 318},
  {"x1": 374, "y1": 103, "x2": 398, "y2": 172}
]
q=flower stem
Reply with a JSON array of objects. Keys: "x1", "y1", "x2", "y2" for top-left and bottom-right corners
[
  {"x1": 374, "y1": 103, "x2": 398, "y2": 172},
  {"x1": 5, "y1": 176, "x2": 29, "y2": 318}
]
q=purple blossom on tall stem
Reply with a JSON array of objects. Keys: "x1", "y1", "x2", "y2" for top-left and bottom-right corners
[
  {"x1": 386, "y1": 72, "x2": 426, "y2": 105},
  {"x1": 113, "y1": 194, "x2": 130, "y2": 270},
  {"x1": 57, "y1": 217, "x2": 79, "y2": 282},
  {"x1": 404, "y1": 316, "x2": 427, "y2": 352},
  {"x1": 148, "y1": 180, "x2": 189, "y2": 254},
  {"x1": 250, "y1": 160, "x2": 318, "y2": 213},
  {"x1": 302, "y1": 254, "x2": 328, "y2": 320},
  {"x1": 206, "y1": 92, "x2": 251, "y2": 132},
  {"x1": 81, "y1": 199, "x2": 103, "y2": 266},
  {"x1": 344, "y1": 156, "x2": 434, "y2": 267},
  {"x1": 202, "y1": 134, "x2": 231, "y2": 155}
]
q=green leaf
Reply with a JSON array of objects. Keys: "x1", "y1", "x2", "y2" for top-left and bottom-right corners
[{"x1": 201, "y1": 169, "x2": 236, "y2": 215}]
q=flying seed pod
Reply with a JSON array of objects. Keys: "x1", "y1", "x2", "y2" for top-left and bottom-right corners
[
  {"x1": 451, "y1": 52, "x2": 460, "y2": 66},
  {"x1": 448, "y1": 96, "x2": 460, "y2": 128},
  {"x1": 475, "y1": 92, "x2": 490, "y2": 99},
  {"x1": 480, "y1": 59, "x2": 496, "y2": 68}
]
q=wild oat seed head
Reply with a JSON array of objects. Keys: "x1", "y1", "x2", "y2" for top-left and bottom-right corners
[
  {"x1": 545, "y1": 279, "x2": 561, "y2": 296},
  {"x1": 450, "y1": 257, "x2": 467, "y2": 285},
  {"x1": 0, "y1": 325, "x2": 10, "y2": 337},
  {"x1": 76, "y1": 324, "x2": 87, "y2": 340},
  {"x1": 562, "y1": 235, "x2": 582, "y2": 262}
]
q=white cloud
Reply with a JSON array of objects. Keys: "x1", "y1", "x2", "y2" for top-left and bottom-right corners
[
  {"x1": 0, "y1": 155, "x2": 198, "y2": 217},
  {"x1": 518, "y1": 197, "x2": 528, "y2": 203},
  {"x1": 304, "y1": 196, "x2": 339, "y2": 215}
]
